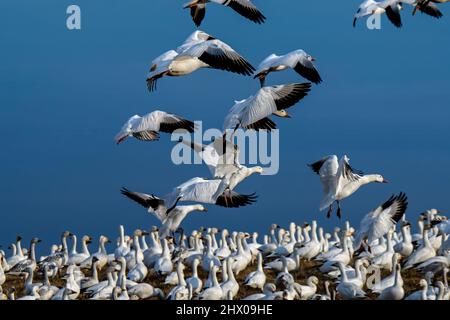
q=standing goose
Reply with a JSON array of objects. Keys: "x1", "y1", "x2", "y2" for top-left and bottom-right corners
[
  {"x1": 377, "y1": 263, "x2": 405, "y2": 300},
  {"x1": 68, "y1": 235, "x2": 92, "y2": 265},
  {"x1": 309, "y1": 155, "x2": 388, "y2": 219},
  {"x1": 115, "y1": 111, "x2": 195, "y2": 144},
  {"x1": 403, "y1": 226, "x2": 436, "y2": 270},
  {"x1": 244, "y1": 253, "x2": 266, "y2": 289},
  {"x1": 146, "y1": 31, "x2": 254, "y2": 92},
  {"x1": 254, "y1": 50, "x2": 322, "y2": 87},
  {"x1": 197, "y1": 264, "x2": 223, "y2": 300},
  {"x1": 355, "y1": 193, "x2": 408, "y2": 246},
  {"x1": 223, "y1": 83, "x2": 311, "y2": 133},
  {"x1": 186, "y1": 258, "x2": 203, "y2": 294},
  {"x1": 183, "y1": 0, "x2": 266, "y2": 27},
  {"x1": 6, "y1": 236, "x2": 26, "y2": 268},
  {"x1": 8, "y1": 238, "x2": 41, "y2": 274}
]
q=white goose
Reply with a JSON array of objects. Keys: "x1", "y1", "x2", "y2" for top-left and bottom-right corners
[
  {"x1": 186, "y1": 258, "x2": 203, "y2": 294},
  {"x1": 167, "y1": 262, "x2": 189, "y2": 300},
  {"x1": 197, "y1": 264, "x2": 223, "y2": 300},
  {"x1": 244, "y1": 253, "x2": 266, "y2": 289},
  {"x1": 8, "y1": 238, "x2": 41, "y2": 274},
  {"x1": 336, "y1": 263, "x2": 366, "y2": 299},
  {"x1": 355, "y1": 193, "x2": 408, "y2": 247},
  {"x1": 403, "y1": 227, "x2": 436, "y2": 270},
  {"x1": 405, "y1": 279, "x2": 429, "y2": 300},
  {"x1": 309, "y1": 155, "x2": 387, "y2": 218},
  {"x1": 115, "y1": 111, "x2": 195, "y2": 144},
  {"x1": 377, "y1": 263, "x2": 404, "y2": 300},
  {"x1": 68, "y1": 235, "x2": 92, "y2": 265},
  {"x1": 254, "y1": 50, "x2": 322, "y2": 86},
  {"x1": 183, "y1": 0, "x2": 266, "y2": 27},
  {"x1": 154, "y1": 239, "x2": 173, "y2": 275},
  {"x1": 298, "y1": 276, "x2": 319, "y2": 300},
  {"x1": 394, "y1": 222, "x2": 414, "y2": 257},
  {"x1": 159, "y1": 205, "x2": 208, "y2": 238},
  {"x1": 221, "y1": 257, "x2": 239, "y2": 299},
  {"x1": 223, "y1": 83, "x2": 311, "y2": 133},
  {"x1": 146, "y1": 31, "x2": 254, "y2": 92}
]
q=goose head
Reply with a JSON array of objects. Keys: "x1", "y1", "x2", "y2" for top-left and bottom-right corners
[{"x1": 374, "y1": 174, "x2": 388, "y2": 183}]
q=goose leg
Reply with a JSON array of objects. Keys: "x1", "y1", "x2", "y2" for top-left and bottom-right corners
[
  {"x1": 336, "y1": 201, "x2": 342, "y2": 220},
  {"x1": 326, "y1": 204, "x2": 333, "y2": 219}
]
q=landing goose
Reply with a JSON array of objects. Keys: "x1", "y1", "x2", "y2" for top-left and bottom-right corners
[
  {"x1": 355, "y1": 193, "x2": 408, "y2": 246},
  {"x1": 183, "y1": 0, "x2": 266, "y2": 26},
  {"x1": 115, "y1": 111, "x2": 195, "y2": 144},
  {"x1": 309, "y1": 155, "x2": 387, "y2": 218},
  {"x1": 223, "y1": 83, "x2": 311, "y2": 133},
  {"x1": 121, "y1": 176, "x2": 257, "y2": 214},
  {"x1": 146, "y1": 31, "x2": 254, "y2": 92},
  {"x1": 254, "y1": 50, "x2": 322, "y2": 86}
]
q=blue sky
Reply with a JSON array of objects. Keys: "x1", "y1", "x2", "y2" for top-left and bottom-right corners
[{"x1": 1, "y1": 1, "x2": 449, "y2": 252}]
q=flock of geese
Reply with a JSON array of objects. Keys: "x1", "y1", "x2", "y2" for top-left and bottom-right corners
[
  {"x1": 1, "y1": 208, "x2": 449, "y2": 300},
  {"x1": 1, "y1": 1, "x2": 449, "y2": 300}
]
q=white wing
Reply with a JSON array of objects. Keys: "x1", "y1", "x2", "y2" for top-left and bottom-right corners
[
  {"x1": 309, "y1": 155, "x2": 339, "y2": 211},
  {"x1": 178, "y1": 39, "x2": 255, "y2": 75},
  {"x1": 254, "y1": 54, "x2": 281, "y2": 75},
  {"x1": 277, "y1": 50, "x2": 322, "y2": 84}
]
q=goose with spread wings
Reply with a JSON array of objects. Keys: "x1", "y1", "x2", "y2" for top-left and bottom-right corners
[
  {"x1": 146, "y1": 31, "x2": 254, "y2": 92},
  {"x1": 222, "y1": 83, "x2": 311, "y2": 134},
  {"x1": 308, "y1": 155, "x2": 388, "y2": 219},
  {"x1": 254, "y1": 50, "x2": 322, "y2": 87},
  {"x1": 355, "y1": 193, "x2": 408, "y2": 246},
  {"x1": 178, "y1": 138, "x2": 264, "y2": 194},
  {"x1": 121, "y1": 176, "x2": 257, "y2": 216},
  {"x1": 120, "y1": 188, "x2": 209, "y2": 238},
  {"x1": 115, "y1": 110, "x2": 195, "y2": 144},
  {"x1": 183, "y1": 0, "x2": 266, "y2": 27},
  {"x1": 353, "y1": 0, "x2": 442, "y2": 28}
]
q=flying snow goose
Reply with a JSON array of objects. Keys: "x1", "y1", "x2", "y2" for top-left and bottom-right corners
[
  {"x1": 254, "y1": 50, "x2": 322, "y2": 86},
  {"x1": 158, "y1": 204, "x2": 208, "y2": 238},
  {"x1": 308, "y1": 155, "x2": 388, "y2": 219},
  {"x1": 223, "y1": 83, "x2": 311, "y2": 133},
  {"x1": 121, "y1": 177, "x2": 257, "y2": 215},
  {"x1": 183, "y1": 0, "x2": 266, "y2": 27},
  {"x1": 355, "y1": 193, "x2": 408, "y2": 246},
  {"x1": 146, "y1": 31, "x2": 254, "y2": 92},
  {"x1": 115, "y1": 111, "x2": 195, "y2": 144}
]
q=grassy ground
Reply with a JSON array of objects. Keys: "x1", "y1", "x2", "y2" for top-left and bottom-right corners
[{"x1": 2, "y1": 258, "x2": 439, "y2": 300}]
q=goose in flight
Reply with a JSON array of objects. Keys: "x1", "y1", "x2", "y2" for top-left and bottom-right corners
[
  {"x1": 413, "y1": 0, "x2": 447, "y2": 16},
  {"x1": 121, "y1": 176, "x2": 257, "y2": 215},
  {"x1": 254, "y1": 50, "x2": 322, "y2": 87},
  {"x1": 223, "y1": 83, "x2": 311, "y2": 134},
  {"x1": 115, "y1": 111, "x2": 195, "y2": 144},
  {"x1": 146, "y1": 31, "x2": 254, "y2": 92},
  {"x1": 308, "y1": 155, "x2": 388, "y2": 219},
  {"x1": 353, "y1": 0, "x2": 442, "y2": 28},
  {"x1": 355, "y1": 193, "x2": 408, "y2": 246},
  {"x1": 183, "y1": 0, "x2": 266, "y2": 27}
]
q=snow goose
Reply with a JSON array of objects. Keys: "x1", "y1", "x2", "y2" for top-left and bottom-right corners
[
  {"x1": 295, "y1": 220, "x2": 321, "y2": 260},
  {"x1": 371, "y1": 229, "x2": 396, "y2": 271},
  {"x1": 159, "y1": 205, "x2": 208, "y2": 238},
  {"x1": 319, "y1": 233, "x2": 352, "y2": 273},
  {"x1": 274, "y1": 256, "x2": 295, "y2": 289},
  {"x1": 356, "y1": 0, "x2": 408, "y2": 27},
  {"x1": 297, "y1": 276, "x2": 319, "y2": 300},
  {"x1": 258, "y1": 224, "x2": 280, "y2": 256},
  {"x1": 403, "y1": 226, "x2": 436, "y2": 270},
  {"x1": 264, "y1": 250, "x2": 300, "y2": 272},
  {"x1": 17, "y1": 286, "x2": 41, "y2": 300},
  {"x1": 80, "y1": 257, "x2": 100, "y2": 290},
  {"x1": 230, "y1": 234, "x2": 251, "y2": 275},
  {"x1": 254, "y1": 50, "x2": 322, "y2": 86},
  {"x1": 336, "y1": 263, "x2": 366, "y2": 299},
  {"x1": 223, "y1": 83, "x2": 311, "y2": 133},
  {"x1": 412, "y1": 0, "x2": 446, "y2": 17},
  {"x1": 215, "y1": 229, "x2": 232, "y2": 259},
  {"x1": 221, "y1": 257, "x2": 239, "y2": 299},
  {"x1": 309, "y1": 155, "x2": 387, "y2": 218},
  {"x1": 405, "y1": 279, "x2": 429, "y2": 300},
  {"x1": 115, "y1": 111, "x2": 195, "y2": 144},
  {"x1": 355, "y1": 193, "x2": 408, "y2": 247},
  {"x1": 68, "y1": 235, "x2": 92, "y2": 265},
  {"x1": 0, "y1": 252, "x2": 5, "y2": 286},
  {"x1": 127, "y1": 244, "x2": 148, "y2": 283},
  {"x1": 38, "y1": 265, "x2": 60, "y2": 300},
  {"x1": 377, "y1": 263, "x2": 404, "y2": 300},
  {"x1": 6, "y1": 236, "x2": 26, "y2": 268},
  {"x1": 268, "y1": 223, "x2": 297, "y2": 258},
  {"x1": 197, "y1": 264, "x2": 223, "y2": 300},
  {"x1": 154, "y1": 239, "x2": 173, "y2": 275},
  {"x1": 371, "y1": 253, "x2": 403, "y2": 292},
  {"x1": 183, "y1": 0, "x2": 266, "y2": 27},
  {"x1": 416, "y1": 251, "x2": 450, "y2": 274},
  {"x1": 146, "y1": 31, "x2": 254, "y2": 92},
  {"x1": 186, "y1": 258, "x2": 203, "y2": 294},
  {"x1": 114, "y1": 225, "x2": 130, "y2": 260},
  {"x1": 167, "y1": 262, "x2": 189, "y2": 300},
  {"x1": 244, "y1": 252, "x2": 266, "y2": 289},
  {"x1": 8, "y1": 238, "x2": 41, "y2": 274},
  {"x1": 242, "y1": 283, "x2": 276, "y2": 300},
  {"x1": 394, "y1": 222, "x2": 414, "y2": 257}
]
